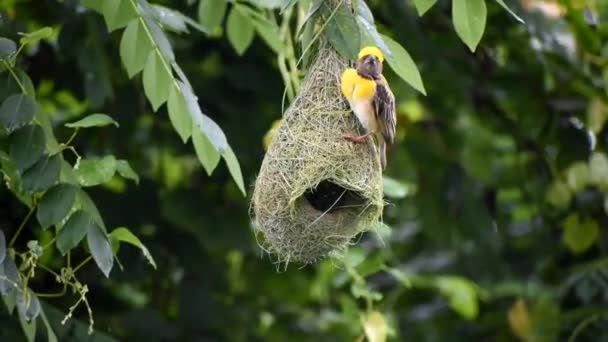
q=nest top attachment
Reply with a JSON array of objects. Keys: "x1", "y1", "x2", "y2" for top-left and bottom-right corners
[{"x1": 251, "y1": 45, "x2": 384, "y2": 265}]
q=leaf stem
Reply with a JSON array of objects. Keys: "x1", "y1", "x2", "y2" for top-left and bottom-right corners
[
  {"x1": 36, "y1": 263, "x2": 69, "y2": 298},
  {"x1": 296, "y1": 0, "x2": 343, "y2": 68},
  {"x1": 65, "y1": 128, "x2": 79, "y2": 146},
  {"x1": 278, "y1": 8, "x2": 295, "y2": 102},
  {"x1": 127, "y1": 0, "x2": 181, "y2": 97},
  {"x1": 73, "y1": 256, "x2": 93, "y2": 274},
  {"x1": 9, "y1": 204, "x2": 36, "y2": 248},
  {"x1": 64, "y1": 146, "x2": 81, "y2": 163},
  {"x1": 8, "y1": 44, "x2": 26, "y2": 64},
  {"x1": 568, "y1": 314, "x2": 608, "y2": 342},
  {"x1": 37, "y1": 262, "x2": 61, "y2": 278},
  {"x1": 285, "y1": 26, "x2": 300, "y2": 93},
  {"x1": 42, "y1": 237, "x2": 57, "y2": 250},
  {"x1": 3, "y1": 60, "x2": 28, "y2": 95},
  {"x1": 36, "y1": 288, "x2": 67, "y2": 298}
]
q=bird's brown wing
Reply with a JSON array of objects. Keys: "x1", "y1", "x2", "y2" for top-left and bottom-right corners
[{"x1": 373, "y1": 77, "x2": 396, "y2": 144}]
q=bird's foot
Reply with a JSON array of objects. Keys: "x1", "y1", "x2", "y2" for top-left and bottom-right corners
[{"x1": 341, "y1": 133, "x2": 371, "y2": 143}]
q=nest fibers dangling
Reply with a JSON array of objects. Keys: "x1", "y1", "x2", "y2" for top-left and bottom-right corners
[{"x1": 251, "y1": 45, "x2": 384, "y2": 264}]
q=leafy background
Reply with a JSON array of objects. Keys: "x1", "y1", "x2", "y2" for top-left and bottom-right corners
[{"x1": 1, "y1": 0, "x2": 608, "y2": 341}]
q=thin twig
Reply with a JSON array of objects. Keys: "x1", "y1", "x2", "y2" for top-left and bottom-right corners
[
  {"x1": 73, "y1": 256, "x2": 93, "y2": 274},
  {"x1": 9, "y1": 205, "x2": 36, "y2": 248}
]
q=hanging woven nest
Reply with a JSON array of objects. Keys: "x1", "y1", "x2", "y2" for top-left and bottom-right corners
[{"x1": 251, "y1": 44, "x2": 384, "y2": 264}]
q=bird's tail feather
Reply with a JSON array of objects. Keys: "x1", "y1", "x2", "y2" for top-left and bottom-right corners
[{"x1": 379, "y1": 139, "x2": 387, "y2": 170}]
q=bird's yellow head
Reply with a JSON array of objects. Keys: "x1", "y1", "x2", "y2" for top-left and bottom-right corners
[
  {"x1": 358, "y1": 46, "x2": 384, "y2": 63},
  {"x1": 356, "y1": 46, "x2": 384, "y2": 79}
]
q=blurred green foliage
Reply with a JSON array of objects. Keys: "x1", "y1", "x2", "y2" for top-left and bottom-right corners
[{"x1": 1, "y1": 0, "x2": 608, "y2": 341}]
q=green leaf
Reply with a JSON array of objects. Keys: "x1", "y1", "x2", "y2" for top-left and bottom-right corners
[
  {"x1": 181, "y1": 83, "x2": 228, "y2": 153},
  {"x1": 0, "y1": 255, "x2": 19, "y2": 295},
  {"x1": 150, "y1": 5, "x2": 188, "y2": 33},
  {"x1": 0, "y1": 38, "x2": 16, "y2": 60},
  {"x1": 0, "y1": 68, "x2": 35, "y2": 99},
  {"x1": 566, "y1": 161, "x2": 591, "y2": 193},
  {"x1": 9, "y1": 124, "x2": 46, "y2": 173},
  {"x1": 562, "y1": 215, "x2": 599, "y2": 254},
  {"x1": 120, "y1": 20, "x2": 154, "y2": 78},
  {"x1": 57, "y1": 210, "x2": 95, "y2": 255},
  {"x1": 102, "y1": 0, "x2": 138, "y2": 32},
  {"x1": 355, "y1": 0, "x2": 374, "y2": 24},
  {"x1": 343, "y1": 247, "x2": 366, "y2": 268},
  {"x1": 37, "y1": 188, "x2": 75, "y2": 233},
  {"x1": 39, "y1": 307, "x2": 58, "y2": 342},
  {"x1": 60, "y1": 159, "x2": 79, "y2": 185},
  {"x1": 0, "y1": 94, "x2": 37, "y2": 133},
  {"x1": 545, "y1": 179, "x2": 571, "y2": 209},
  {"x1": 381, "y1": 35, "x2": 426, "y2": 95},
  {"x1": 65, "y1": 113, "x2": 118, "y2": 128},
  {"x1": 19, "y1": 27, "x2": 53, "y2": 45},
  {"x1": 75, "y1": 189, "x2": 106, "y2": 231},
  {"x1": 495, "y1": 0, "x2": 524, "y2": 23},
  {"x1": 435, "y1": 276, "x2": 479, "y2": 320},
  {"x1": 223, "y1": 146, "x2": 246, "y2": 196},
  {"x1": 16, "y1": 289, "x2": 40, "y2": 322},
  {"x1": 0, "y1": 152, "x2": 19, "y2": 193},
  {"x1": 144, "y1": 18, "x2": 175, "y2": 62},
  {"x1": 300, "y1": 20, "x2": 315, "y2": 68},
  {"x1": 192, "y1": 121, "x2": 221, "y2": 175},
  {"x1": 197, "y1": 0, "x2": 228, "y2": 34},
  {"x1": 280, "y1": 0, "x2": 298, "y2": 13},
  {"x1": 452, "y1": 0, "x2": 487, "y2": 52},
  {"x1": 0, "y1": 229, "x2": 5, "y2": 265},
  {"x1": 33, "y1": 105, "x2": 59, "y2": 152},
  {"x1": 110, "y1": 227, "x2": 157, "y2": 269},
  {"x1": 349, "y1": 281, "x2": 366, "y2": 299},
  {"x1": 383, "y1": 176, "x2": 412, "y2": 199},
  {"x1": 529, "y1": 298, "x2": 560, "y2": 342},
  {"x1": 414, "y1": 0, "x2": 438, "y2": 16},
  {"x1": 152, "y1": 5, "x2": 207, "y2": 34},
  {"x1": 0, "y1": 288, "x2": 15, "y2": 313},
  {"x1": 322, "y1": 1, "x2": 360, "y2": 59},
  {"x1": 18, "y1": 312, "x2": 36, "y2": 342},
  {"x1": 589, "y1": 152, "x2": 608, "y2": 189},
  {"x1": 167, "y1": 82, "x2": 193, "y2": 143},
  {"x1": 36, "y1": 184, "x2": 77, "y2": 229},
  {"x1": 252, "y1": 17, "x2": 284, "y2": 54},
  {"x1": 1, "y1": 152, "x2": 26, "y2": 195},
  {"x1": 87, "y1": 224, "x2": 114, "y2": 277},
  {"x1": 363, "y1": 311, "x2": 388, "y2": 342},
  {"x1": 298, "y1": 0, "x2": 323, "y2": 39},
  {"x1": 356, "y1": 11, "x2": 391, "y2": 58},
  {"x1": 116, "y1": 160, "x2": 140, "y2": 184},
  {"x1": 171, "y1": 62, "x2": 189, "y2": 87},
  {"x1": 80, "y1": 0, "x2": 104, "y2": 12},
  {"x1": 76, "y1": 155, "x2": 117, "y2": 187},
  {"x1": 247, "y1": 0, "x2": 285, "y2": 8},
  {"x1": 143, "y1": 52, "x2": 172, "y2": 111},
  {"x1": 227, "y1": 6, "x2": 256, "y2": 55},
  {"x1": 22, "y1": 154, "x2": 61, "y2": 192},
  {"x1": 359, "y1": 28, "x2": 389, "y2": 57}
]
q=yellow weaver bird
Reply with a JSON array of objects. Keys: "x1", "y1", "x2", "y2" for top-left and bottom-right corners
[{"x1": 340, "y1": 46, "x2": 396, "y2": 170}]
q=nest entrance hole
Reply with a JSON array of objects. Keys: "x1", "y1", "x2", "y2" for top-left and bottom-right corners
[{"x1": 304, "y1": 180, "x2": 367, "y2": 213}]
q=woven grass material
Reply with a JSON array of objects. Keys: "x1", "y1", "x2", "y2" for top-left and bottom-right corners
[{"x1": 251, "y1": 45, "x2": 384, "y2": 264}]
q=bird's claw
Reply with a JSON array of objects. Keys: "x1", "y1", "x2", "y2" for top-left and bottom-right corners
[{"x1": 341, "y1": 133, "x2": 369, "y2": 144}]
